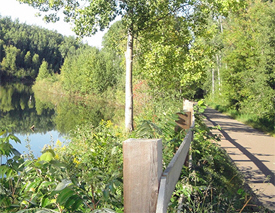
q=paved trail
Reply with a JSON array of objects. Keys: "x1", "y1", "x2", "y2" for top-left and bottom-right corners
[{"x1": 203, "y1": 108, "x2": 275, "y2": 210}]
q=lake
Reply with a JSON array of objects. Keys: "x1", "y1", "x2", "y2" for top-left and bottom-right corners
[{"x1": 0, "y1": 82, "x2": 122, "y2": 160}]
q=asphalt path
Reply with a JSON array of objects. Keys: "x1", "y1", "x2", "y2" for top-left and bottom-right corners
[{"x1": 203, "y1": 107, "x2": 275, "y2": 210}]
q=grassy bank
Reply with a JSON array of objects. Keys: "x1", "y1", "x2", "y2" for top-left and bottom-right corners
[{"x1": 206, "y1": 100, "x2": 275, "y2": 137}]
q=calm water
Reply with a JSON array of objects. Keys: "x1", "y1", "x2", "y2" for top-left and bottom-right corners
[{"x1": 0, "y1": 82, "x2": 120, "y2": 159}]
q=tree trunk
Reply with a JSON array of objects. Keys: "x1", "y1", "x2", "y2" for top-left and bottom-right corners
[
  {"x1": 212, "y1": 68, "x2": 215, "y2": 97},
  {"x1": 216, "y1": 54, "x2": 221, "y2": 94},
  {"x1": 125, "y1": 28, "x2": 134, "y2": 131}
]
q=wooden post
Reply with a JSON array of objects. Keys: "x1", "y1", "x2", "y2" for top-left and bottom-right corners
[
  {"x1": 182, "y1": 100, "x2": 194, "y2": 167},
  {"x1": 175, "y1": 112, "x2": 192, "y2": 130},
  {"x1": 123, "y1": 139, "x2": 162, "y2": 213}
]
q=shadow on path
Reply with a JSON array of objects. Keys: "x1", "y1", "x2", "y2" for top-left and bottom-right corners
[{"x1": 204, "y1": 114, "x2": 275, "y2": 187}]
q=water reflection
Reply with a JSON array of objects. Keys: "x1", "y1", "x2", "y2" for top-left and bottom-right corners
[
  {"x1": 0, "y1": 82, "x2": 121, "y2": 156},
  {"x1": 0, "y1": 83, "x2": 55, "y2": 134}
]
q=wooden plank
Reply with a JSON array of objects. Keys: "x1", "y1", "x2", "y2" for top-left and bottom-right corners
[
  {"x1": 175, "y1": 112, "x2": 191, "y2": 130},
  {"x1": 156, "y1": 130, "x2": 193, "y2": 213},
  {"x1": 175, "y1": 111, "x2": 192, "y2": 167},
  {"x1": 183, "y1": 100, "x2": 194, "y2": 126},
  {"x1": 123, "y1": 139, "x2": 162, "y2": 213}
]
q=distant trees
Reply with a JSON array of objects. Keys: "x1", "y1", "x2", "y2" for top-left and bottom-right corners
[
  {"x1": 0, "y1": 15, "x2": 125, "y2": 97},
  {"x1": 1, "y1": 45, "x2": 20, "y2": 75},
  {"x1": 37, "y1": 60, "x2": 52, "y2": 81},
  {"x1": 60, "y1": 45, "x2": 124, "y2": 95},
  {"x1": 0, "y1": 16, "x2": 84, "y2": 80}
]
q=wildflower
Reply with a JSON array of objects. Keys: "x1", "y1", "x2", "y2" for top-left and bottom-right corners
[
  {"x1": 56, "y1": 139, "x2": 62, "y2": 147},
  {"x1": 73, "y1": 157, "x2": 80, "y2": 165},
  {"x1": 106, "y1": 120, "x2": 113, "y2": 128}
]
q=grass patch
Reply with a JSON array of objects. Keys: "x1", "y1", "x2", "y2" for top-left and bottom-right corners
[{"x1": 206, "y1": 100, "x2": 275, "y2": 137}]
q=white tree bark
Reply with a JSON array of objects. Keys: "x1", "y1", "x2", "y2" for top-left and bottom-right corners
[
  {"x1": 212, "y1": 68, "x2": 215, "y2": 97},
  {"x1": 125, "y1": 30, "x2": 134, "y2": 131},
  {"x1": 216, "y1": 54, "x2": 221, "y2": 94}
]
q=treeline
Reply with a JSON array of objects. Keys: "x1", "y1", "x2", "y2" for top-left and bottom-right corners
[
  {"x1": 0, "y1": 16, "x2": 124, "y2": 95},
  {"x1": 30, "y1": 21, "x2": 125, "y2": 97},
  {"x1": 0, "y1": 16, "x2": 83, "y2": 80},
  {"x1": 202, "y1": 0, "x2": 275, "y2": 132}
]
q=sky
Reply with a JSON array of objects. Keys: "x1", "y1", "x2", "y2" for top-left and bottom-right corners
[{"x1": 0, "y1": 0, "x2": 107, "y2": 48}]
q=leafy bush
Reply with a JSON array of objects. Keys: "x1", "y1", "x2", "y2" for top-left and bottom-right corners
[{"x1": 0, "y1": 121, "x2": 124, "y2": 212}]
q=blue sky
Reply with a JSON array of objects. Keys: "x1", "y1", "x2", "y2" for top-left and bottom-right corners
[{"x1": 0, "y1": 0, "x2": 107, "y2": 48}]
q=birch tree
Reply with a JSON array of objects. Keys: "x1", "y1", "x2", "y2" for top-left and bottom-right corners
[{"x1": 16, "y1": 0, "x2": 189, "y2": 131}]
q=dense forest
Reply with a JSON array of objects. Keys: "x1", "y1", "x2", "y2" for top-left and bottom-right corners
[{"x1": 0, "y1": 16, "x2": 84, "y2": 80}]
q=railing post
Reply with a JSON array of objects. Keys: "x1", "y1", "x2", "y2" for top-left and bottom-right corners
[
  {"x1": 123, "y1": 139, "x2": 162, "y2": 213},
  {"x1": 182, "y1": 100, "x2": 194, "y2": 167}
]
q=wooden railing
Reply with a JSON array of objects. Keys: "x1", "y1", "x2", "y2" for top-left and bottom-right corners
[{"x1": 123, "y1": 100, "x2": 195, "y2": 213}]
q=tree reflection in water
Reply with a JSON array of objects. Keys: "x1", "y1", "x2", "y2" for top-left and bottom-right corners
[{"x1": 0, "y1": 82, "x2": 121, "y2": 156}]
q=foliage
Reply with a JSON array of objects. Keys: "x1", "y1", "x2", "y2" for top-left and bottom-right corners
[
  {"x1": 15, "y1": 0, "x2": 199, "y2": 131},
  {"x1": 0, "y1": 121, "x2": 125, "y2": 212},
  {"x1": 60, "y1": 46, "x2": 123, "y2": 95},
  {"x1": 136, "y1": 12, "x2": 211, "y2": 99},
  {"x1": 204, "y1": 0, "x2": 275, "y2": 133},
  {"x1": 37, "y1": 60, "x2": 53, "y2": 81},
  {"x1": 0, "y1": 98, "x2": 268, "y2": 212},
  {"x1": 55, "y1": 121, "x2": 124, "y2": 211},
  {"x1": 1, "y1": 45, "x2": 21, "y2": 75}
]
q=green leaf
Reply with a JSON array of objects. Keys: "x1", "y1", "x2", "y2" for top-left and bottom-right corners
[
  {"x1": 5, "y1": 167, "x2": 16, "y2": 179},
  {"x1": 25, "y1": 178, "x2": 42, "y2": 192},
  {"x1": 56, "y1": 187, "x2": 75, "y2": 205},
  {"x1": 237, "y1": 188, "x2": 244, "y2": 196},
  {"x1": 103, "y1": 190, "x2": 109, "y2": 200},
  {"x1": 11, "y1": 147, "x2": 21, "y2": 156},
  {"x1": 64, "y1": 194, "x2": 81, "y2": 208},
  {"x1": 40, "y1": 151, "x2": 54, "y2": 162},
  {"x1": 55, "y1": 179, "x2": 72, "y2": 191},
  {"x1": 71, "y1": 198, "x2": 83, "y2": 211},
  {"x1": 41, "y1": 197, "x2": 51, "y2": 208},
  {"x1": 7, "y1": 134, "x2": 21, "y2": 143},
  {"x1": 40, "y1": 181, "x2": 55, "y2": 190},
  {"x1": 50, "y1": 160, "x2": 66, "y2": 168}
]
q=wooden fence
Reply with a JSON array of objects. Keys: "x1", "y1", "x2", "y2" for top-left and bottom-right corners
[{"x1": 123, "y1": 100, "x2": 195, "y2": 213}]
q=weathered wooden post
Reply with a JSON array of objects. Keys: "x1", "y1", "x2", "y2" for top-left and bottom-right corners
[
  {"x1": 123, "y1": 139, "x2": 162, "y2": 213},
  {"x1": 175, "y1": 112, "x2": 192, "y2": 167},
  {"x1": 183, "y1": 100, "x2": 194, "y2": 168},
  {"x1": 175, "y1": 100, "x2": 194, "y2": 167}
]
